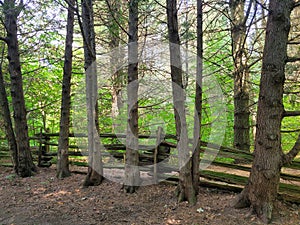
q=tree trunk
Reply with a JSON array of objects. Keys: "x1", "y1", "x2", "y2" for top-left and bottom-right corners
[
  {"x1": 229, "y1": 0, "x2": 250, "y2": 152},
  {"x1": 81, "y1": 0, "x2": 103, "y2": 187},
  {"x1": 192, "y1": 0, "x2": 203, "y2": 195},
  {"x1": 0, "y1": 50, "x2": 18, "y2": 173},
  {"x1": 166, "y1": 0, "x2": 196, "y2": 205},
  {"x1": 4, "y1": 0, "x2": 35, "y2": 177},
  {"x1": 233, "y1": 1, "x2": 294, "y2": 223},
  {"x1": 57, "y1": 0, "x2": 75, "y2": 179},
  {"x1": 123, "y1": 0, "x2": 140, "y2": 193},
  {"x1": 107, "y1": 0, "x2": 124, "y2": 132}
]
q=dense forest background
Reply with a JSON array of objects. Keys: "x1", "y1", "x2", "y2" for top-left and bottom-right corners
[{"x1": 0, "y1": 0, "x2": 299, "y2": 149}]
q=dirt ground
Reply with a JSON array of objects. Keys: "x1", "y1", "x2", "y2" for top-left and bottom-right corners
[{"x1": 0, "y1": 166, "x2": 299, "y2": 225}]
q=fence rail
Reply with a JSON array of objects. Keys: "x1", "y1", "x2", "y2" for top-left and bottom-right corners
[{"x1": 0, "y1": 131, "x2": 300, "y2": 203}]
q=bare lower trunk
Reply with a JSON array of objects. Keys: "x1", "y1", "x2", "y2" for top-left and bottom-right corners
[
  {"x1": 192, "y1": 0, "x2": 203, "y2": 195},
  {"x1": 4, "y1": 0, "x2": 35, "y2": 177},
  {"x1": 0, "y1": 55, "x2": 18, "y2": 173},
  {"x1": 230, "y1": 0, "x2": 250, "y2": 152},
  {"x1": 83, "y1": 102, "x2": 103, "y2": 187},
  {"x1": 166, "y1": 0, "x2": 196, "y2": 204},
  {"x1": 81, "y1": 0, "x2": 103, "y2": 186},
  {"x1": 233, "y1": 1, "x2": 294, "y2": 223},
  {"x1": 57, "y1": 0, "x2": 75, "y2": 179},
  {"x1": 234, "y1": 151, "x2": 282, "y2": 221},
  {"x1": 123, "y1": 0, "x2": 140, "y2": 193},
  {"x1": 83, "y1": 62, "x2": 103, "y2": 187}
]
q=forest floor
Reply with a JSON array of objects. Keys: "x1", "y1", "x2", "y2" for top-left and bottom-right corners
[{"x1": 0, "y1": 166, "x2": 299, "y2": 225}]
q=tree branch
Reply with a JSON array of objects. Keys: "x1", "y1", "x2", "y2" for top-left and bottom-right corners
[
  {"x1": 283, "y1": 110, "x2": 300, "y2": 117},
  {"x1": 281, "y1": 128, "x2": 300, "y2": 133},
  {"x1": 247, "y1": 57, "x2": 262, "y2": 69},
  {"x1": 293, "y1": 1, "x2": 300, "y2": 9},
  {"x1": 243, "y1": 0, "x2": 254, "y2": 25},
  {"x1": 286, "y1": 56, "x2": 300, "y2": 63},
  {"x1": 153, "y1": 0, "x2": 167, "y2": 9},
  {"x1": 255, "y1": 0, "x2": 269, "y2": 11},
  {"x1": 64, "y1": 0, "x2": 77, "y2": 11},
  {"x1": 283, "y1": 134, "x2": 300, "y2": 165},
  {"x1": 287, "y1": 41, "x2": 300, "y2": 45},
  {"x1": 284, "y1": 90, "x2": 300, "y2": 94},
  {"x1": 0, "y1": 42, "x2": 5, "y2": 67},
  {"x1": 27, "y1": 100, "x2": 60, "y2": 114},
  {"x1": 0, "y1": 36, "x2": 8, "y2": 44},
  {"x1": 104, "y1": 0, "x2": 129, "y2": 37}
]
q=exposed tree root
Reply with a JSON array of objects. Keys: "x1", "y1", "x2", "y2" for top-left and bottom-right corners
[
  {"x1": 122, "y1": 185, "x2": 139, "y2": 194},
  {"x1": 232, "y1": 189, "x2": 250, "y2": 209},
  {"x1": 82, "y1": 169, "x2": 103, "y2": 187},
  {"x1": 233, "y1": 188, "x2": 275, "y2": 224}
]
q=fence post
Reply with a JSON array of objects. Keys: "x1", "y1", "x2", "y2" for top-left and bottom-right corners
[
  {"x1": 38, "y1": 129, "x2": 43, "y2": 167},
  {"x1": 154, "y1": 126, "x2": 163, "y2": 183},
  {"x1": 44, "y1": 128, "x2": 50, "y2": 153}
]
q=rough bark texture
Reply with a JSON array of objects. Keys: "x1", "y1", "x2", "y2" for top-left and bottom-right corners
[
  {"x1": 166, "y1": 0, "x2": 196, "y2": 205},
  {"x1": 57, "y1": 0, "x2": 75, "y2": 179},
  {"x1": 81, "y1": 0, "x2": 103, "y2": 187},
  {"x1": 230, "y1": 0, "x2": 250, "y2": 152},
  {"x1": 233, "y1": 1, "x2": 294, "y2": 223},
  {"x1": 123, "y1": 0, "x2": 140, "y2": 193},
  {"x1": 4, "y1": 0, "x2": 35, "y2": 177},
  {"x1": 0, "y1": 55, "x2": 18, "y2": 173},
  {"x1": 192, "y1": 0, "x2": 203, "y2": 195}
]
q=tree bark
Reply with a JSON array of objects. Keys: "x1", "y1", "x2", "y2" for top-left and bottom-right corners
[
  {"x1": 166, "y1": 0, "x2": 196, "y2": 205},
  {"x1": 123, "y1": 0, "x2": 140, "y2": 193},
  {"x1": 57, "y1": 0, "x2": 75, "y2": 179},
  {"x1": 233, "y1": 1, "x2": 294, "y2": 223},
  {"x1": 192, "y1": 0, "x2": 203, "y2": 195},
  {"x1": 0, "y1": 49, "x2": 18, "y2": 173},
  {"x1": 4, "y1": 0, "x2": 35, "y2": 177},
  {"x1": 81, "y1": 0, "x2": 104, "y2": 187},
  {"x1": 230, "y1": 0, "x2": 251, "y2": 152}
]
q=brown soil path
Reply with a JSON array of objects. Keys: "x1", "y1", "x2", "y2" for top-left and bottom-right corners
[{"x1": 0, "y1": 166, "x2": 299, "y2": 225}]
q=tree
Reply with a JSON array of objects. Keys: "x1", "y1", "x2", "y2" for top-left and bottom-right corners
[
  {"x1": 229, "y1": 0, "x2": 251, "y2": 152},
  {"x1": 105, "y1": 0, "x2": 125, "y2": 132},
  {"x1": 1, "y1": 0, "x2": 35, "y2": 177},
  {"x1": 166, "y1": 0, "x2": 196, "y2": 204},
  {"x1": 191, "y1": 0, "x2": 203, "y2": 195},
  {"x1": 0, "y1": 45, "x2": 18, "y2": 173},
  {"x1": 234, "y1": 1, "x2": 300, "y2": 223},
  {"x1": 123, "y1": 0, "x2": 140, "y2": 193},
  {"x1": 81, "y1": 0, "x2": 104, "y2": 187},
  {"x1": 57, "y1": 0, "x2": 75, "y2": 179}
]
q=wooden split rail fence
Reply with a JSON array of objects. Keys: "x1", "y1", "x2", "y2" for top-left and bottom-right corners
[
  {"x1": 0, "y1": 130, "x2": 300, "y2": 203},
  {"x1": 30, "y1": 128, "x2": 174, "y2": 169}
]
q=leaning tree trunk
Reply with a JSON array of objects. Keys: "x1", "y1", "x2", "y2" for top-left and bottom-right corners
[
  {"x1": 57, "y1": 0, "x2": 75, "y2": 179},
  {"x1": 233, "y1": 1, "x2": 294, "y2": 223},
  {"x1": 191, "y1": 0, "x2": 203, "y2": 195},
  {"x1": 229, "y1": 0, "x2": 250, "y2": 152},
  {"x1": 81, "y1": 0, "x2": 103, "y2": 187},
  {"x1": 4, "y1": 0, "x2": 35, "y2": 177},
  {"x1": 0, "y1": 54, "x2": 18, "y2": 173},
  {"x1": 123, "y1": 0, "x2": 140, "y2": 193},
  {"x1": 166, "y1": 0, "x2": 196, "y2": 205}
]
